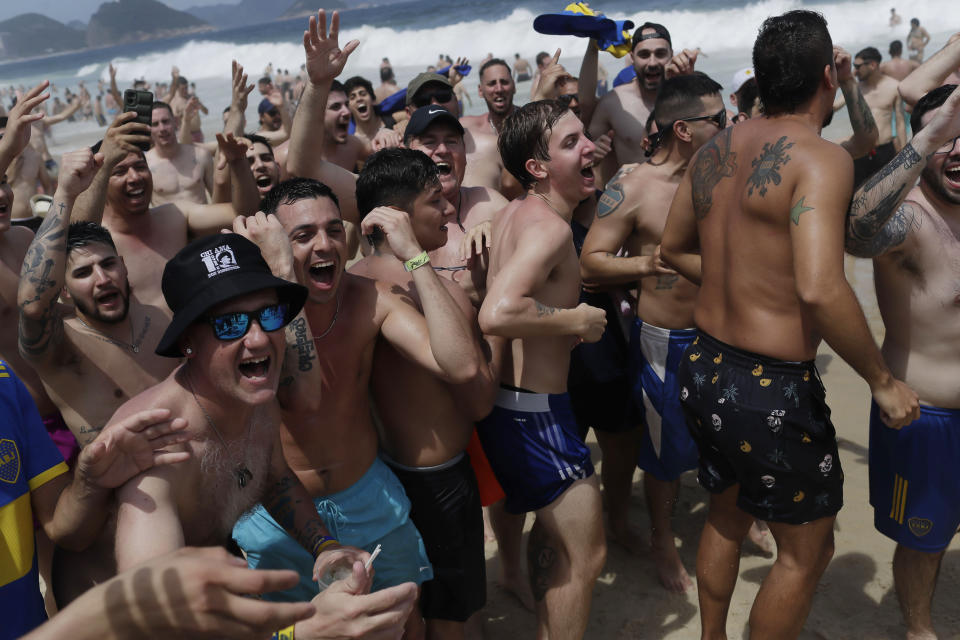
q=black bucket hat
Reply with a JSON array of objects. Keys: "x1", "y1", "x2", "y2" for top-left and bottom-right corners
[{"x1": 155, "y1": 233, "x2": 307, "y2": 357}]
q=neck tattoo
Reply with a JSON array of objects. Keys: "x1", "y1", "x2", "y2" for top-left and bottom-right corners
[
  {"x1": 76, "y1": 314, "x2": 150, "y2": 354},
  {"x1": 313, "y1": 289, "x2": 342, "y2": 341},
  {"x1": 184, "y1": 368, "x2": 254, "y2": 489}
]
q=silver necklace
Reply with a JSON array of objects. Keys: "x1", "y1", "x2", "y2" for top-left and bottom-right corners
[
  {"x1": 76, "y1": 314, "x2": 148, "y2": 353},
  {"x1": 313, "y1": 290, "x2": 342, "y2": 341},
  {"x1": 184, "y1": 368, "x2": 254, "y2": 489},
  {"x1": 531, "y1": 192, "x2": 565, "y2": 220}
]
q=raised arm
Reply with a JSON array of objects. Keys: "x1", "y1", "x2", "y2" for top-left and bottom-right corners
[
  {"x1": 107, "y1": 63, "x2": 122, "y2": 110},
  {"x1": 479, "y1": 221, "x2": 606, "y2": 341},
  {"x1": 899, "y1": 32, "x2": 960, "y2": 106},
  {"x1": 286, "y1": 10, "x2": 361, "y2": 224},
  {"x1": 0, "y1": 81, "x2": 48, "y2": 177},
  {"x1": 577, "y1": 41, "x2": 600, "y2": 126},
  {"x1": 70, "y1": 112, "x2": 151, "y2": 224},
  {"x1": 18, "y1": 150, "x2": 100, "y2": 364},
  {"x1": 42, "y1": 95, "x2": 82, "y2": 126},
  {"x1": 791, "y1": 145, "x2": 918, "y2": 429},
  {"x1": 224, "y1": 60, "x2": 254, "y2": 138},
  {"x1": 364, "y1": 206, "x2": 486, "y2": 384},
  {"x1": 835, "y1": 47, "x2": 879, "y2": 158},
  {"x1": 846, "y1": 84, "x2": 960, "y2": 255}
]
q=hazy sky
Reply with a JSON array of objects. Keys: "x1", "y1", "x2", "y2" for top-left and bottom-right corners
[{"x1": 0, "y1": 0, "x2": 233, "y2": 25}]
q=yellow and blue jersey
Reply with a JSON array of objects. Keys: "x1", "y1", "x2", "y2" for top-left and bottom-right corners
[{"x1": 0, "y1": 361, "x2": 68, "y2": 639}]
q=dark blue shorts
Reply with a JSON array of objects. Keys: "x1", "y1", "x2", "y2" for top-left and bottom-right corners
[
  {"x1": 477, "y1": 388, "x2": 595, "y2": 514},
  {"x1": 869, "y1": 401, "x2": 960, "y2": 552},
  {"x1": 631, "y1": 320, "x2": 700, "y2": 481},
  {"x1": 677, "y1": 330, "x2": 843, "y2": 524}
]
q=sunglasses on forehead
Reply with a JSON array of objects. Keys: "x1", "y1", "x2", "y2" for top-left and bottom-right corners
[
  {"x1": 206, "y1": 303, "x2": 289, "y2": 341},
  {"x1": 412, "y1": 90, "x2": 454, "y2": 108}
]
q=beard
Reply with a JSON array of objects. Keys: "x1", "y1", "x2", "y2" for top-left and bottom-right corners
[
  {"x1": 921, "y1": 165, "x2": 960, "y2": 205},
  {"x1": 74, "y1": 282, "x2": 131, "y2": 324}
]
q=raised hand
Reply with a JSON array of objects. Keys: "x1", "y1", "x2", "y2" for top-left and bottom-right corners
[
  {"x1": 459, "y1": 220, "x2": 491, "y2": 263},
  {"x1": 302, "y1": 9, "x2": 360, "y2": 86},
  {"x1": 56, "y1": 148, "x2": 103, "y2": 199},
  {"x1": 360, "y1": 206, "x2": 423, "y2": 262},
  {"x1": 215, "y1": 132, "x2": 248, "y2": 169},
  {"x1": 0, "y1": 81, "x2": 49, "y2": 161},
  {"x1": 231, "y1": 212, "x2": 296, "y2": 279},
  {"x1": 665, "y1": 48, "x2": 700, "y2": 79},
  {"x1": 99, "y1": 112, "x2": 152, "y2": 167},
  {"x1": 834, "y1": 46, "x2": 854, "y2": 84},
  {"x1": 921, "y1": 84, "x2": 960, "y2": 147},
  {"x1": 448, "y1": 56, "x2": 469, "y2": 86},
  {"x1": 533, "y1": 50, "x2": 572, "y2": 101},
  {"x1": 77, "y1": 408, "x2": 192, "y2": 490},
  {"x1": 230, "y1": 60, "x2": 255, "y2": 113}
]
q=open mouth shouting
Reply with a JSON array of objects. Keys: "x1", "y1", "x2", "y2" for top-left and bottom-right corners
[
  {"x1": 308, "y1": 259, "x2": 337, "y2": 291},
  {"x1": 945, "y1": 161, "x2": 960, "y2": 190},
  {"x1": 238, "y1": 354, "x2": 271, "y2": 381}
]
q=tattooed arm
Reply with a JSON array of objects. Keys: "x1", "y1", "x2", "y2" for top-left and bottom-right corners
[
  {"x1": 479, "y1": 219, "x2": 607, "y2": 342},
  {"x1": 262, "y1": 440, "x2": 371, "y2": 583},
  {"x1": 17, "y1": 149, "x2": 100, "y2": 363},
  {"x1": 838, "y1": 78, "x2": 879, "y2": 159},
  {"x1": 792, "y1": 145, "x2": 919, "y2": 428},
  {"x1": 581, "y1": 166, "x2": 676, "y2": 286},
  {"x1": 846, "y1": 85, "x2": 960, "y2": 256}
]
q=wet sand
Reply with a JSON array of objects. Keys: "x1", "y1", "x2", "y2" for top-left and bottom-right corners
[{"x1": 475, "y1": 257, "x2": 960, "y2": 639}]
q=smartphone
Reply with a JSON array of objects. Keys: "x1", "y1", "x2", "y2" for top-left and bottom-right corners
[{"x1": 123, "y1": 89, "x2": 153, "y2": 151}]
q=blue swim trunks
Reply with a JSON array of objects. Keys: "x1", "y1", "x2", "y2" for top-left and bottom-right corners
[
  {"x1": 869, "y1": 401, "x2": 960, "y2": 552},
  {"x1": 232, "y1": 456, "x2": 433, "y2": 601},
  {"x1": 476, "y1": 387, "x2": 595, "y2": 514},
  {"x1": 631, "y1": 320, "x2": 700, "y2": 481}
]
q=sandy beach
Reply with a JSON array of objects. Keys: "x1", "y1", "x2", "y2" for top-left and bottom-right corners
[{"x1": 475, "y1": 256, "x2": 960, "y2": 640}]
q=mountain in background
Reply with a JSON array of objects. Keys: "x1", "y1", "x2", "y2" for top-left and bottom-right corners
[
  {"x1": 0, "y1": 14, "x2": 87, "y2": 59},
  {"x1": 185, "y1": 0, "x2": 295, "y2": 29},
  {"x1": 283, "y1": 0, "x2": 348, "y2": 18},
  {"x1": 87, "y1": 0, "x2": 210, "y2": 47}
]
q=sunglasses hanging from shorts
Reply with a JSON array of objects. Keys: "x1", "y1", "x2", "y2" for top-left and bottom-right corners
[
  {"x1": 207, "y1": 303, "x2": 289, "y2": 340},
  {"x1": 412, "y1": 90, "x2": 454, "y2": 108}
]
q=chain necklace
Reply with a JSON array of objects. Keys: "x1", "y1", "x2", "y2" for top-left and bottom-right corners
[
  {"x1": 184, "y1": 368, "x2": 254, "y2": 489},
  {"x1": 530, "y1": 192, "x2": 566, "y2": 220},
  {"x1": 76, "y1": 314, "x2": 149, "y2": 353},
  {"x1": 313, "y1": 290, "x2": 342, "y2": 341}
]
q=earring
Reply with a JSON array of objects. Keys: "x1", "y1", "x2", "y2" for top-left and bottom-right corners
[{"x1": 184, "y1": 347, "x2": 193, "y2": 356}]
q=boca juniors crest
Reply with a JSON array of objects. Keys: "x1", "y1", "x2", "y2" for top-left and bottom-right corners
[
  {"x1": 908, "y1": 517, "x2": 933, "y2": 538},
  {"x1": 0, "y1": 439, "x2": 20, "y2": 484}
]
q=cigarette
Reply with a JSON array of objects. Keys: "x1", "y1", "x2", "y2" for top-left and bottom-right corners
[{"x1": 364, "y1": 544, "x2": 382, "y2": 570}]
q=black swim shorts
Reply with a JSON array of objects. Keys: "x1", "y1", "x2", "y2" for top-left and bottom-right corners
[
  {"x1": 386, "y1": 452, "x2": 485, "y2": 621},
  {"x1": 677, "y1": 330, "x2": 843, "y2": 524}
]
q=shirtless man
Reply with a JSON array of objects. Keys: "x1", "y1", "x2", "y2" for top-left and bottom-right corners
[
  {"x1": 344, "y1": 76, "x2": 401, "y2": 152},
  {"x1": 660, "y1": 11, "x2": 920, "y2": 637},
  {"x1": 1, "y1": 115, "x2": 54, "y2": 231},
  {"x1": 908, "y1": 18, "x2": 931, "y2": 62},
  {"x1": 351, "y1": 147, "x2": 498, "y2": 639},
  {"x1": 403, "y1": 105, "x2": 508, "y2": 305},
  {"x1": 146, "y1": 101, "x2": 214, "y2": 205},
  {"x1": 0, "y1": 83, "x2": 60, "y2": 427},
  {"x1": 882, "y1": 41, "x2": 921, "y2": 81},
  {"x1": 17, "y1": 148, "x2": 183, "y2": 602},
  {"x1": 844, "y1": 84, "x2": 960, "y2": 640},
  {"x1": 589, "y1": 23, "x2": 673, "y2": 168},
  {"x1": 514, "y1": 54, "x2": 533, "y2": 83},
  {"x1": 376, "y1": 65, "x2": 401, "y2": 104},
  {"x1": 165, "y1": 69, "x2": 207, "y2": 143},
  {"x1": 890, "y1": 8, "x2": 902, "y2": 27},
  {"x1": 111, "y1": 230, "x2": 370, "y2": 603},
  {"x1": 256, "y1": 91, "x2": 293, "y2": 149},
  {"x1": 320, "y1": 80, "x2": 367, "y2": 171},
  {"x1": 833, "y1": 47, "x2": 905, "y2": 185},
  {"x1": 899, "y1": 33, "x2": 960, "y2": 108},
  {"x1": 460, "y1": 59, "x2": 523, "y2": 198},
  {"x1": 478, "y1": 100, "x2": 607, "y2": 639},
  {"x1": 582, "y1": 74, "x2": 729, "y2": 593},
  {"x1": 72, "y1": 112, "x2": 260, "y2": 311}
]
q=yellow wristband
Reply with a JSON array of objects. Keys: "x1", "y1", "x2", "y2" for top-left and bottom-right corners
[
  {"x1": 404, "y1": 251, "x2": 430, "y2": 272},
  {"x1": 312, "y1": 536, "x2": 339, "y2": 556},
  {"x1": 273, "y1": 624, "x2": 295, "y2": 640}
]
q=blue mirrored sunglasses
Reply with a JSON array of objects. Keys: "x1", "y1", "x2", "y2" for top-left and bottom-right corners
[{"x1": 206, "y1": 303, "x2": 289, "y2": 340}]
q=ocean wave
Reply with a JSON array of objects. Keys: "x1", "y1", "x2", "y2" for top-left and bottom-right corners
[
  {"x1": 77, "y1": 63, "x2": 101, "y2": 76},
  {"x1": 102, "y1": 0, "x2": 955, "y2": 83}
]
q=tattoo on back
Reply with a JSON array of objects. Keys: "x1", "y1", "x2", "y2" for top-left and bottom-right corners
[
  {"x1": 747, "y1": 136, "x2": 794, "y2": 197},
  {"x1": 691, "y1": 128, "x2": 738, "y2": 220},
  {"x1": 597, "y1": 181, "x2": 624, "y2": 218},
  {"x1": 789, "y1": 197, "x2": 814, "y2": 225}
]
